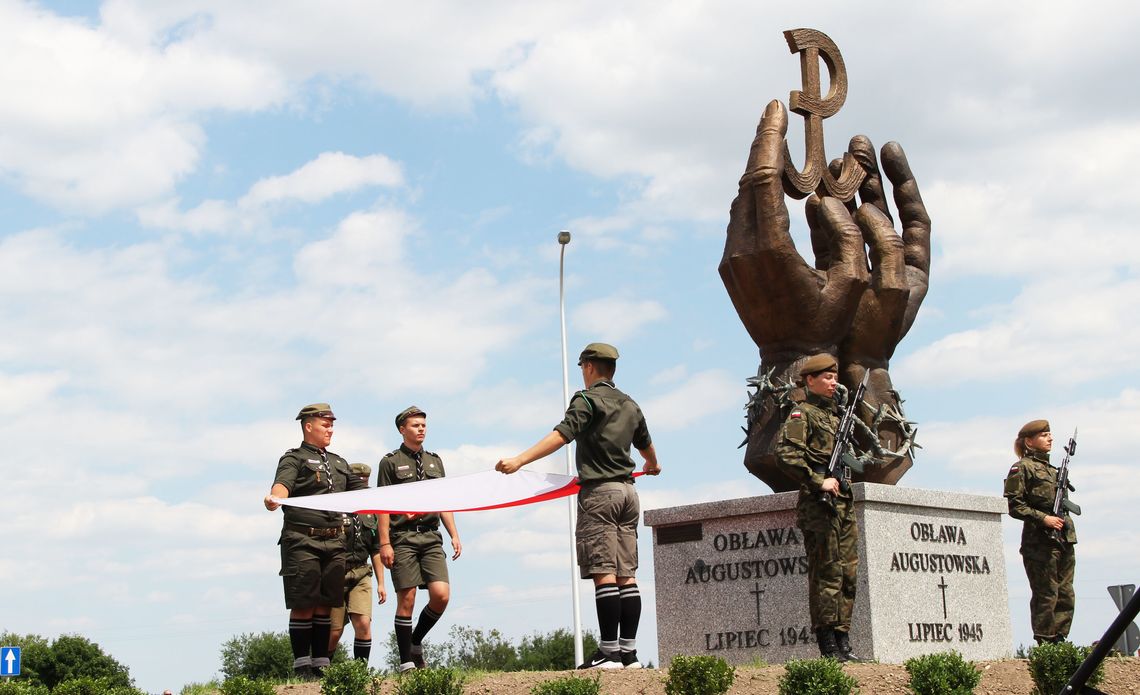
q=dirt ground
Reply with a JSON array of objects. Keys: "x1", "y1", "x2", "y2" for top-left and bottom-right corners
[{"x1": 275, "y1": 656, "x2": 1140, "y2": 694}]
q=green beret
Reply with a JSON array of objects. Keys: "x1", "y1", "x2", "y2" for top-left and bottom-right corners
[
  {"x1": 296, "y1": 403, "x2": 336, "y2": 421},
  {"x1": 395, "y1": 405, "x2": 427, "y2": 428},
  {"x1": 1018, "y1": 419, "x2": 1050, "y2": 438},
  {"x1": 578, "y1": 342, "x2": 619, "y2": 365},
  {"x1": 349, "y1": 463, "x2": 372, "y2": 477},
  {"x1": 799, "y1": 354, "x2": 838, "y2": 377}
]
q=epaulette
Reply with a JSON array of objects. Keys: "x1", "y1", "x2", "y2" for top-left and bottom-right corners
[
  {"x1": 382, "y1": 449, "x2": 400, "y2": 459},
  {"x1": 425, "y1": 450, "x2": 440, "y2": 458}
]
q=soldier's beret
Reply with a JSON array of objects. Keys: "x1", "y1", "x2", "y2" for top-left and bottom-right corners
[
  {"x1": 1018, "y1": 419, "x2": 1050, "y2": 438},
  {"x1": 349, "y1": 463, "x2": 372, "y2": 477},
  {"x1": 799, "y1": 354, "x2": 838, "y2": 377},
  {"x1": 578, "y1": 342, "x2": 619, "y2": 364},
  {"x1": 396, "y1": 405, "x2": 427, "y2": 428},
  {"x1": 296, "y1": 403, "x2": 336, "y2": 421}
]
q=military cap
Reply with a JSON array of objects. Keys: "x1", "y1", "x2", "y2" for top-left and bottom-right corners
[
  {"x1": 1018, "y1": 419, "x2": 1050, "y2": 438},
  {"x1": 578, "y1": 342, "x2": 619, "y2": 365},
  {"x1": 296, "y1": 403, "x2": 336, "y2": 421},
  {"x1": 395, "y1": 405, "x2": 427, "y2": 428},
  {"x1": 799, "y1": 353, "x2": 838, "y2": 377},
  {"x1": 349, "y1": 463, "x2": 372, "y2": 477}
]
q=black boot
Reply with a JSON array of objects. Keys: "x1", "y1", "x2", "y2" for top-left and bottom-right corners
[
  {"x1": 816, "y1": 629, "x2": 844, "y2": 660},
  {"x1": 834, "y1": 630, "x2": 867, "y2": 663}
]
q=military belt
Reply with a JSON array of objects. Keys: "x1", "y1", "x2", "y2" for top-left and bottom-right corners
[
  {"x1": 394, "y1": 524, "x2": 439, "y2": 535},
  {"x1": 285, "y1": 523, "x2": 342, "y2": 539},
  {"x1": 579, "y1": 475, "x2": 634, "y2": 486}
]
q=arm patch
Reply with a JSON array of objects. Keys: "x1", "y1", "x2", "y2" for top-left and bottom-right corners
[{"x1": 784, "y1": 411, "x2": 807, "y2": 443}]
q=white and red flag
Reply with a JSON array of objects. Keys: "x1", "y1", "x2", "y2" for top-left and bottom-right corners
[{"x1": 271, "y1": 469, "x2": 612, "y2": 515}]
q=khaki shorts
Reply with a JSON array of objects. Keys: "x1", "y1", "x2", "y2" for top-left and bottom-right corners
[
  {"x1": 330, "y1": 564, "x2": 375, "y2": 629},
  {"x1": 576, "y1": 481, "x2": 639, "y2": 579},
  {"x1": 391, "y1": 530, "x2": 449, "y2": 590},
  {"x1": 279, "y1": 528, "x2": 346, "y2": 610}
]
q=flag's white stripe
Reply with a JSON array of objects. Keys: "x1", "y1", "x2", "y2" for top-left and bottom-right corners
[{"x1": 272, "y1": 469, "x2": 577, "y2": 514}]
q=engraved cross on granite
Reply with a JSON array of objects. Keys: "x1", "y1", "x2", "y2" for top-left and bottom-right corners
[{"x1": 751, "y1": 582, "x2": 766, "y2": 625}]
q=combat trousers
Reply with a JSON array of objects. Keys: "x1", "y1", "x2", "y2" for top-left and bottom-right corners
[
  {"x1": 1022, "y1": 539, "x2": 1076, "y2": 642},
  {"x1": 797, "y1": 492, "x2": 858, "y2": 632}
]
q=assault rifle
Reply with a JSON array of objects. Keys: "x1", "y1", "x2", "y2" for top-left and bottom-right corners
[
  {"x1": 820, "y1": 370, "x2": 870, "y2": 512},
  {"x1": 1050, "y1": 427, "x2": 1081, "y2": 543}
]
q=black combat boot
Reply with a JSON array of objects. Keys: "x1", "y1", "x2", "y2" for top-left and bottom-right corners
[
  {"x1": 816, "y1": 629, "x2": 844, "y2": 660},
  {"x1": 834, "y1": 630, "x2": 868, "y2": 662}
]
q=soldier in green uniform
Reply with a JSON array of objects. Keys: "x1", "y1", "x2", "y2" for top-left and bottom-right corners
[
  {"x1": 376, "y1": 406, "x2": 462, "y2": 672},
  {"x1": 328, "y1": 463, "x2": 388, "y2": 663},
  {"x1": 496, "y1": 343, "x2": 661, "y2": 670},
  {"x1": 264, "y1": 403, "x2": 367, "y2": 679},
  {"x1": 775, "y1": 354, "x2": 865, "y2": 662},
  {"x1": 1004, "y1": 419, "x2": 1077, "y2": 644}
]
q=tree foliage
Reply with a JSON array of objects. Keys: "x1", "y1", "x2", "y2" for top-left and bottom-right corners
[
  {"x1": 220, "y1": 632, "x2": 295, "y2": 681},
  {"x1": 0, "y1": 632, "x2": 132, "y2": 690},
  {"x1": 380, "y1": 625, "x2": 595, "y2": 672}
]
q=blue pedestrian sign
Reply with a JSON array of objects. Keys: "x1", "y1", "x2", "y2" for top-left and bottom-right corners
[{"x1": 0, "y1": 646, "x2": 19, "y2": 676}]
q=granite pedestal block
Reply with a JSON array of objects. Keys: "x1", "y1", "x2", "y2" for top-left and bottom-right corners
[{"x1": 645, "y1": 483, "x2": 1012, "y2": 664}]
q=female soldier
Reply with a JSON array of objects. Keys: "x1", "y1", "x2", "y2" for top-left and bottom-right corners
[{"x1": 1003, "y1": 419, "x2": 1077, "y2": 644}]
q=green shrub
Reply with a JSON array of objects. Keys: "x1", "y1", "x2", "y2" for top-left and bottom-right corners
[
  {"x1": 665, "y1": 655, "x2": 735, "y2": 695},
  {"x1": 52, "y1": 676, "x2": 145, "y2": 695},
  {"x1": 394, "y1": 667, "x2": 466, "y2": 695},
  {"x1": 219, "y1": 676, "x2": 277, "y2": 695},
  {"x1": 517, "y1": 629, "x2": 599, "y2": 671},
  {"x1": 530, "y1": 673, "x2": 601, "y2": 695},
  {"x1": 219, "y1": 632, "x2": 294, "y2": 681},
  {"x1": 439, "y1": 625, "x2": 519, "y2": 671},
  {"x1": 321, "y1": 658, "x2": 382, "y2": 695},
  {"x1": 0, "y1": 682, "x2": 50, "y2": 695},
  {"x1": 1027, "y1": 642, "x2": 1103, "y2": 695},
  {"x1": 180, "y1": 682, "x2": 221, "y2": 695},
  {"x1": 904, "y1": 651, "x2": 980, "y2": 695},
  {"x1": 778, "y1": 658, "x2": 858, "y2": 695}
]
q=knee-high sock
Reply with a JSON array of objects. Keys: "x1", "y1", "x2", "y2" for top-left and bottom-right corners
[
  {"x1": 595, "y1": 583, "x2": 620, "y2": 654},
  {"x1": 353, "y1": 638, "x2": 371, "y2": 661},
  {"x1": 289, "y1": 618, "x2": 313, "y2": 669},
  {"x1": 395, "y1": 614, "x2": 414, "y2": 663},
  {"x1": 411, "y1": 605, "x2": 443, "y2": 645},
  {"x1": 619, "y1": 583, "x2": 641, "y2": 651},
  {"x1": 311, "y1": 614, "x2": 332, "y2": 667}
]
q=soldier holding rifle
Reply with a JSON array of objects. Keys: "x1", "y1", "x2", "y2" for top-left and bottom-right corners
[
  {"x1": 776, "y1": 354, "x2": 867, "y2": 662},
  {"x1": 1004, "y1": 419, "x2": 1079, "y2": 644}
]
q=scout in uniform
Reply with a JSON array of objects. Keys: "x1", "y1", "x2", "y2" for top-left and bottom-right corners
[
  {"x1": 775, "y1": 354, "x2": 866, "y2": 662},
  {"x1": 376, "y1": 406, "x2": 462, "y2": 672},
  {"x1": 328, "y1": 463, "x2": 387, "y2": 662},
  {"x1": 264, "y1": 403, "x2": 367, "y2": 679},
  {"x1": 496, "y1": 343, "x2": 661, "y2": 669},
  {"x1": 1004, "y1": 419, "x2": 1077, "y2": 644}
]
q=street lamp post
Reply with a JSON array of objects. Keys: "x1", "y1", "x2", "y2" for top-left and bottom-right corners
[{"x1": 557, "y1": 230, "x2": 584, "y2": 666}]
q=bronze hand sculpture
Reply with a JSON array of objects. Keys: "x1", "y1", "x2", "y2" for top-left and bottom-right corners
[{"x1": 720, "y1": 74, "x2": 930, "y2": 491}]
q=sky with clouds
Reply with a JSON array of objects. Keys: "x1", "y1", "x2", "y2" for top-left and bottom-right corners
[{"x1": 3, "y1": 0, "x2": 1140, "y2": 691}]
